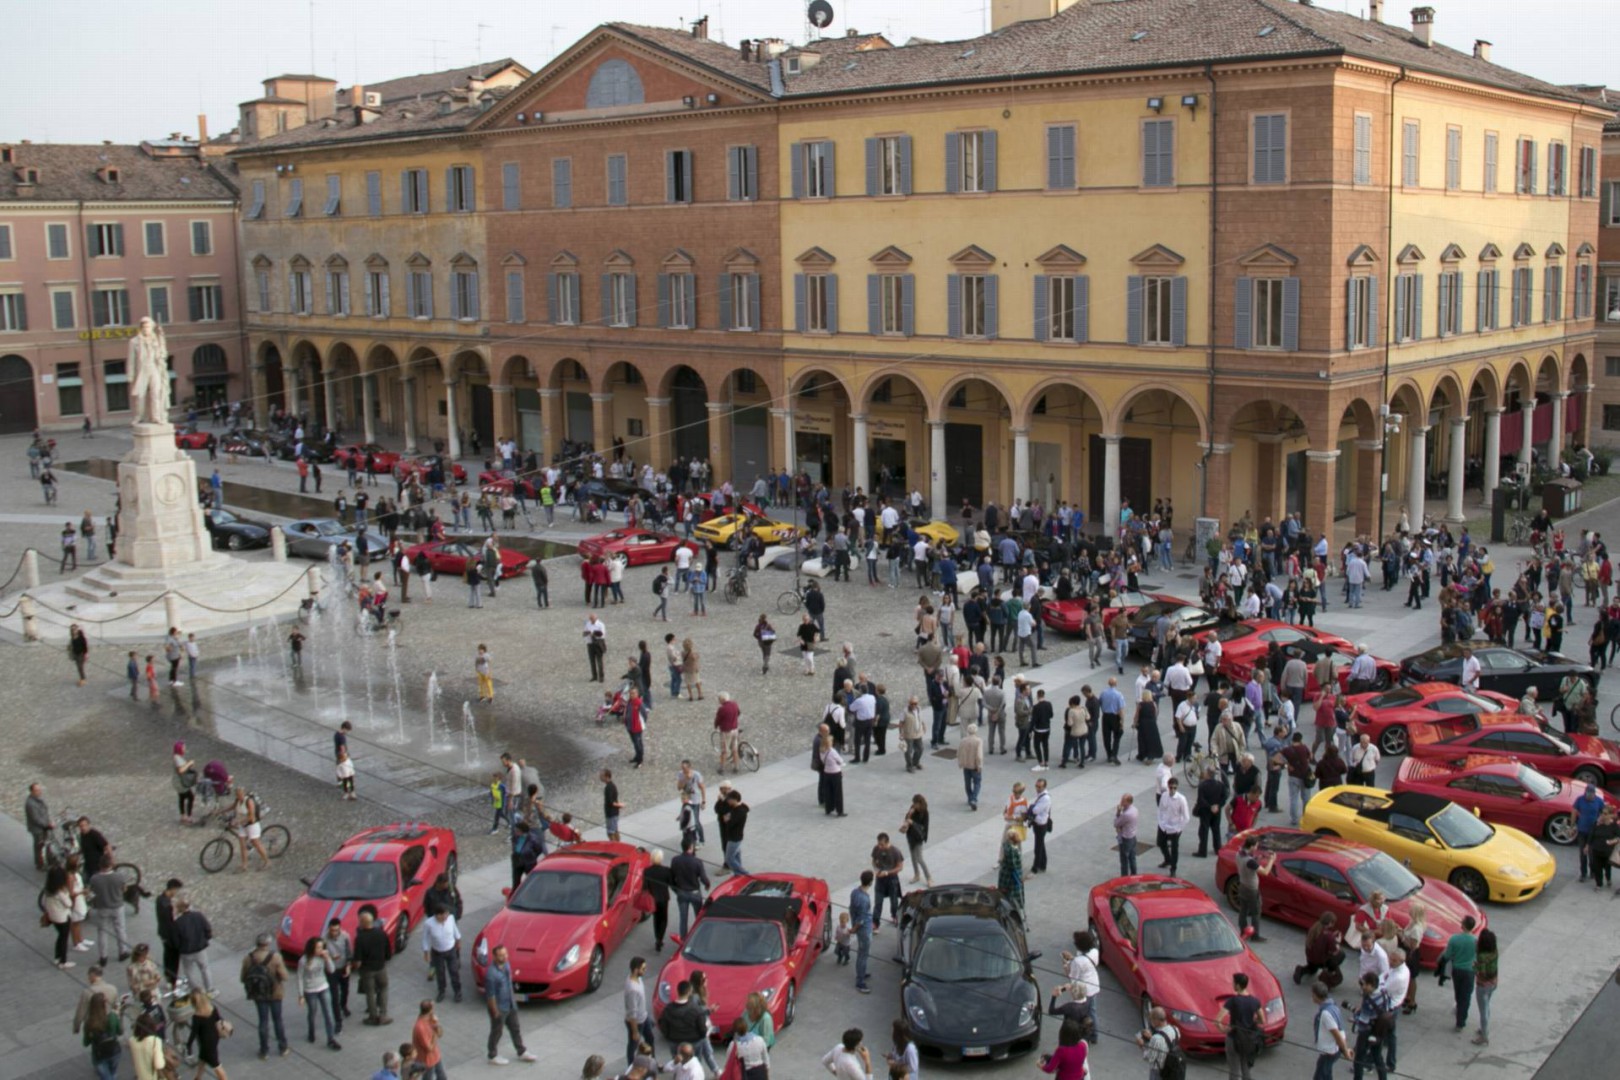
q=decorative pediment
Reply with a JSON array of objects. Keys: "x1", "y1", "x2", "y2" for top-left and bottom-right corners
[
  {"x1": 1438, "y1": 243, "x2": 1467, "y2": 263},
  {"x1": 1544, "y1": 241, "x2": 1566, "y2": 259},
  {"x1": 795, "y1": 246, "x2": 836, "y2": 268},
  {"x1": 500, "y1": 251, "x2": 527, "y2": 267},
  {"x1": 1236, "y1": 243, "x2": 1299, "y2": 269},
  {"x1": 661, "y1": 248, "x2": 696, "y2": 270},
  {"x1": 364, "y1": 253, "x2": 389, "y2": 269},
  {"x1": 1130, "y1": 244, "x2": 1185, "y2": 268},
  {"x1": 947, "y1": 244, "x2": 997, "y2": 269},
  {"x1": 1513, "y1": 242, "x2": 1536, "y2": 260},
  {"x1": 1575, "y1": 242, "x2": 1596, "y2": 258},
  {"x1": 449, "y1": 251, "x2": 478, "y2": 269},
  {"x1": 603, "y1": 248, "x2": 635, "y2": 268},
  {"x1": 251, "y1": 253, "x2": 272, "y2": 269},
  {"x1": 721, "y1": 247, "x2": 759, "y2": 269},
  {"x1": 324, "y1": 253, "x2": 348, "y2": 269},
  {"x1": 1035, "y1": 244, "x2": 1086, "y2": 269},
  {"x1": 1395, "y1": 244, "x2": 1425, "y2": 265},
  {"x1": 550, "y1": 250, "x2": 580, "y2": 269},
  {"x1": 869, "y1": 245, "x2": 913, "y2": 267},
  {"x1": 288, "y1": 254, "x2": 312, "y2": 271},
  {"x1": 404, "y1": 251, "x2": 432, "y2": 269},
  {"x1": 1345, "y1": 244, "x2": 1379, "y2": 267},
  {"x1": 1478, "y1": 243, "x2": 1502, "y2": 262}
]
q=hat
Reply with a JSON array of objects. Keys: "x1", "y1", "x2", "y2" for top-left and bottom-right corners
[{"x1": 173, "y1": 741, "x2": 186, "y2": 754}]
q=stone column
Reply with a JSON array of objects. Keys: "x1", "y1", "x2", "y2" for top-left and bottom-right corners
[
  {"x1": 401, "y1": 375, "x2": 419, "y2": 453},
  {"x1": 1200, "y1": 443, "x2": 1233, "y2": 533},
  {"x1": 1446, "y1": 417, "x2": 1468, "y2": 522},
  {"x1": 852, "y1": 414, "x2": 871, "y2": 495},
  {"x1": 1012, "y1": 427, "x2": 1031, "y2": 506},
  {"x1": 1306, "y1": 450, "x2": 1340, "y2": 544},
  {"x1": 646, "y1": 397, "x2": 672, "y2": 472},
  {"x1": 1103, "y1": 435, "x2": 1122, "y2": 541},
  {"x1": 1482, "y1": 408, "x2": 1501, "y2": 508},
  {"x1": 538, "y1": 389, "x2": 562, "y2": 462},
  {"x1": 1254, "y1": 437, "x2": 1284, "y2": 523},
  {"x1": 250, "y1": 362, "x2": 269, "y2": 423},
  {"x1": 929, "y1": 420, "x2": 947, "y2": 517},
  {"x1": 490, "y1": 384, "x2": 513, "y2": 445},
  {"x1": 285, "y1": 365, "x2": 302, "y2": 419},
  {"x1": 774, "y1": 407, "x2": 795, "y2": 476},
  {"x1": 361, "y1": 375, "x2": 377, "y2": 445},
  {"x1": 444, "y1": 379, "x2": 462, "y2": 459},
  {"x1": 1550, "y1": 392, "x2": 1568, "y2": 463},
  {"x1": 707, "y1": 401, "x2": 733, "y2": 487},
  {"x1": 1518, "y1": 405, "x2": 1534, "y2": 473},
  {"x1": 590, "y1": 392, "x2": 613, "y2": 452},
  {"x1": 1408, "y1": 425, "x2": 1428, "y2": 531},
  {"x1": 1355, "y1": 440, "x2": 1382, "y2": 537}
]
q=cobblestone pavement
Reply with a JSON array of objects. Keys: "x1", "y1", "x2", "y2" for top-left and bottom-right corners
[{"x1": 3, "y1": 424, "x2": 1620, "y2": 1079}]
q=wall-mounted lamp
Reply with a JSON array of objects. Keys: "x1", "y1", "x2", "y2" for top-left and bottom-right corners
[
  {"x1": 1146, "y1": 97, "x2": 1164, "y2": 113},
  {"x1": 516, "y1": 112, "x2": 527, "y2": 123},
  {"x1": 705, "y1": 93, "x2": 719, "y2": 105},
  {"x1": 683, "y1": 95, "x2": 695, "y2": 107}
]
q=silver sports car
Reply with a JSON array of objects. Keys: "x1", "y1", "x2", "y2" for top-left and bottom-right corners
[{"x1": 283, "y1": 518, "x2": 389, "y2": 560}]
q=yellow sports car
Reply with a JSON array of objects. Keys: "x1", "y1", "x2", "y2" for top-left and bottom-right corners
[
  {"x1": 1299, "y1": 785, "x2": 1555, "y2": 904},
  {"x1": 693, "y1": 508, "x2": 807, "y2": 549},
  {"x1": 912, "y1": 520, "x2": 961, "y2": 547}
]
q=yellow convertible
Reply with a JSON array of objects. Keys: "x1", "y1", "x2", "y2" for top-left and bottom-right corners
[
  {"x1": 876, "y1": 518, "x2": 962, "y2": 546},
  {"x1": 1299, "y1": 786, "x2": 1555, "y2": 904},
  {"x1": 693, "y1": 507, "x2": 807, "y2": 549}
]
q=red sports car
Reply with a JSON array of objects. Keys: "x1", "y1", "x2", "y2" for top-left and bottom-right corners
[
  {"x1": 1041, "y1": 591, "x2": 1184, "y2": 634},
  {"x1": 395, "y1": 454, "x2": 467, "y2": 485},
  {"x1": 1212, "y1": 827, "x2": 1483, "y2": 969},
  {"x1": 276, "y1": 822, "x2": 458, "y2": 959},
  {"x1": 1087, "y1": 876, "x2": 1286, "y2": 1054},
  {"x1": 1346, "y1": 682, "x2": 1518, "y2": 757},
  {"x1": 1202, "y1": 622, "x2": 1352, "y2": 682},
  {"x1": 1394, "y1": 755, "x2": 1619, "y2": 846},
  {"x1": 1407, "y1": 715, "x2": 1620, "y2": 789},
  {"x1": 334, "y1": 443, "x2": 401, "y2": 473},
  {"x1": 577, "y1": 528, "x2": 693, "y2": 567},
  {"x1": 174, "y1": 425, "x2": 215, "y2": 450},
  {"x1": 404, "y1": 540, "x2": 530, "y2": 579},
  {"x1": 654, "y1": 874, "x2": 831, "y2": 1037},
  {"x1": 477, "y1": 470, "x2": 541, "y2": 499},
  {"x1": 470, "y1": 842, "x2": 650, "y2": 1001}
]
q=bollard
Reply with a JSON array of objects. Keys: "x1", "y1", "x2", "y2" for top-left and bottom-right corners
[
  {"x1": 22, "y1": 549, "x2": 40, "y2": 589},
  {"x1": 20, "y1": 595, "x2": 39, "y2": 642},
  {"x1": 307, "y1": 566, "x2": 321, "y2": 596},
  {"x1": 164, "y1": 591, "x2": 180, "y2": 631},
  {"x1": 270, "y1": 525, "x2": 287, "y2": 563}
]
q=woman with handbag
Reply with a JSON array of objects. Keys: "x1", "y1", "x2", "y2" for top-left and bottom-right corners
[
  {"x1": 189, "y1": 989, "x2": 230, "y2": 1080},
  {"x1": 130, "y1": 1013, "x2": 172, "y2": 1080},
  {"x1": 1398, "y1": 901, "x2": 1429, "y2": 1014},
  {"x1": 43, "y1": 865, "x2": 75, "y2": 969}
]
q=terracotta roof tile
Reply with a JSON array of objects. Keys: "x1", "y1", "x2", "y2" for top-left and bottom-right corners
[{"x1": 0, "y1": 143, "x2": 237, "y2": 202}]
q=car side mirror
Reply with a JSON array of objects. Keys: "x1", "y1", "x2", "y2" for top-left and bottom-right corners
[
  {"x1": 500, "y1": 887, "x2": 511, "y2": 899},
  {"x1": 1026, "y1": 950, "x2": 1043, "y2": 963},
  {"x1": 1521, "y1": 791, "x2": 1536, "y2": 802},
  {"x1": 300, "y1": 877, "x2": 313, "y2": 888},
  {"x1": 669, "y1": 934, "x2": 683, "y2": 947}
]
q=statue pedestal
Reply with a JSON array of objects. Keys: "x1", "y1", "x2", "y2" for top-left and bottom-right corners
[{"x1": 115, "y1": 422, "x2": 210, "y2": 569}]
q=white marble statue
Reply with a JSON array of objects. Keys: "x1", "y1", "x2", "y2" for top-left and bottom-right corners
[{"x1": 128, "y1": 316, "x2": 171, "y2": 425}]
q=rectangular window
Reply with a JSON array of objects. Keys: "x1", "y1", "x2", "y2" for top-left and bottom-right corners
[
  {"x1": 246, "y1": 179, "x2": 265, "y2": 219},
  {"x1": 1545, "y1": 265, "x2": 1564, "y2": 322},
  {"x1": 728, "y1": 145, "x2": 758, "y2": 201},
  {"x1": 323, "y1": 271, "x2": 348, "y2": 317},
  {"x1": 878, "y1": 136, "x2": 911, "y2": 196},
  {"x1": 1608, "y1": 182, "x2": 1620, "y2": 225},
  {"x1": 1252, "y1": 278, "x2": 1286, "y2": 348},
  {"x1": 1606, "y1": 356, "x2": 1620, "y2": 379},
  {"x1": 506, "y1": 271, "x2": 525, "y2": 323},
  {"x1": 1548, "y1": 142, "x2": 1567, "y2": 197},
  {"x1": 88, "y1": 222, "x2": 124, "y2": 257},
  {"x1": 1353, "y1": 114, "x2": 1372, "y2": 185},
  {"x1": 323, "y1": 174, "x2": 342, "y2": 216},
  {"x1": 56, "y1": 363, "x2": 83, "y2": 416},
  {"x1": 407, "y1": 271, "x2": 433, "y2": 318},
  {"x1": 47, "y1": 222, "x2": 70, "y2": 259},
  {"x1": 147, "y1": 285, "x2": 170, "y2": 324},
  {"x1": 91, "y1": 288, "x2": 131, "y2": 327},
  {"x1": 401, "y1": 168, "x2": 429, "y2": 214},
  {"x1": 1142, "y1": 119, "x2": 1175, "y2": 188},
  {"x1": 1516, "y1": 138, "x2": 1538, "y2": 194},
  {"x1": 951, "y1": 130, "x2": 996, "y2": 193},
  {"x1": 1605, "y1": 276, "x2": 1620, "y2": 319},
  {"x1": 878, "y1": 275, "x2": 910, "y2": 336},
  {"x1": 1047, "y1": 276, "x2": 1078, "y2": 342},
  {"x1": 0, "y1": 224, "x2": 11, "y2": 260},
  {"x1": 188, "y1": 283, "x2": 224, "y2": 322},
  {"x1": 190, "y1": 221, "x2": 212, "y2": 255},
  {"x1": 1511, "y1": 266, "x2": 1534, "y2": 326},
  {"x1": 365, "y1": 269, "x2": 391, "y2": 317},
  {"x1": 1605, "y1": 405, "x2": 1620, "y2": 432},
  {"x1": 1402, "y1": 121, "x2": 1420, "y2": 187},
  {"x1": 144, "y1": 221, "x2": 165, "y2": 256},
  {"x1": 501, "y1": 163, "x2": 520, "y2": 210},
  {"x1": 552, "y1": 272, "x2": 580, "y2": 325},
  {"x1": 803, "y1": 141, "x2": 833, "y2": 198},
  {"x1": 1477, "y1": 268, "x2": 1500, "y2": 330},
  {"x1": 1575, "y1": 264, "x2": 1593, "y2": 319},
  {"x1": 104, "y1": 360, "x2": 129, "y2": 413},
  {"x1": 1144, "y1": 276, "x2": 1174, "y2": 344},
  {"x1": 1437, "y1": 271, "x2": 1463, "y2": 336},
  {"x1": 366, "y1": 171, "x2": 382, "y2": 216},
  {"x1": 1395, "y1": 273, "x2": 1421, "y2": 341},
  {"x1": 1045, "y1": 124, "x2": 1077, "y2": 191},
  {"x1": 285, "y1": 177, "x2": 303, "y2": 217},
  {"x1": 553, "y1": 158, "x2": 572, "y2": 208},
  {"x1": 1347, "y1": 276, "x2": 1375, "y2": 349},
  {"x1": 665, "y1": 273, "x2": 694, "y2": 329},
  {"x1": 1484, "y1": 132, "x2": 1499, "y2": 193},
  {"x1": 289, "y1": 270, "x2": 313, "y2": 315},
  {"x1": 51, "y1": 289, "x2": 75, "y2": 330},
  {"x1": 802, "y1": 274, "x2": 831, "y2": 332},
  {"x1": 607, "y1": 273, "x2": 633, "y2": 327},
  {"x1": 961, "y1": 274, "x2": 988, "y2": 337},
  {"x1": 255, "y1": 269, "x2": 271, "y2": 313},
  {"x1": 728, "y1": 273, "x2": 757, "y2": 330},
  {"x1": 1252, "y1": 113, "x2": 1287, "y2": 184},
  {"x1": 1445, "y1": 126, "x2": 1461, "y2": 191},
  {"x1": 1579, "y1": 146, "x2": 1598, "y2": 198},
  {"x1": 450, "y1": 269, "x2": 479, "y2": 320},
  {"x1": 606, "y1": 155, "x2": 627, "y2": 206},
  {"x1": 666, "y1": 150, "x2": 693, "y2": 204},
  {"x1": 446, "y1": 165, "x2": 475, "y2": 212},
  {"x1": 0, "y1": 293, "x2": 25, "y2": 332}
]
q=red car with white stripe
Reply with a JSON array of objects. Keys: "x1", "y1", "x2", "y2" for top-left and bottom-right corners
[{"x1": 1394, "y1": 754, "x2": 1619, "y2": 846}]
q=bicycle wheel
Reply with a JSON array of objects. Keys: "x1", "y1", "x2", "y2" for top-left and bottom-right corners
[
  {"x1": 199, "y1": 836, "x2": 234, "y2": 874},
  {"x1": 262, "y1": 824, "x2": 292, "y2": 860},
  {"x1": 777, "y1": 591, "x2": 801, "y2": 615},
  {"x1": 739, "y1": 741, "x2": 761, "y2": 772},
  {"x1": 1610, "y1": 701, "x2": 1620, "y2": 734},
  {"x1": 710, "y1": 728, "x2": 724, "y2": 752},
  {"x1": 725, "y1": 582, "x2": 741, "y2": 604},
  {"x1": 1182, "y1": 756, "x2": 1203, "y2": 786},
  {"x1": 114, "y1": 861, "x2": 142, "y2": 888}
]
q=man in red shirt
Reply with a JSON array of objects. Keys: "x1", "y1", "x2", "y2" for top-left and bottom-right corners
[
  {"x1": 1229, "y1": 787, "x2": 1262, "y2": 834},
  {"x1": 412, "y1": 999, "x2": 444, "y2": 1080},
  {"x1": 714, "y1": 692, "x2": 741, "y2": 774}
]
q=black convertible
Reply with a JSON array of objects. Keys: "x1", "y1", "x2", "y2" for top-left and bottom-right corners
[{"x1": 1399, "y1": 643, "x2": 1597, "y2": 697}]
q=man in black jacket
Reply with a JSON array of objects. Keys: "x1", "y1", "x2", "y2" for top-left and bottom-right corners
[
  {"x1": 173, "y1": 892, "x2": 214, "y2": 994},
  {"x1": 155, "y1": 878, "x2": 183, "y2": 984},
  {"x1": 353, "y1": 906, "x2": 393, "y2": 1025},
  {"x1": 1193, "y1": 764, "x2": 1230, "y2": 858},
  {"x1": 659, "y1": 980, "x2": 713, "y2": 1066},
  {"x1": 670, "y1": 840, "x2": 709, "y2": 940}
]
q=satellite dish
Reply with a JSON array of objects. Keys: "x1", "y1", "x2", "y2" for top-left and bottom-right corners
[{"x1": 808, "y1": 0, "x2": 834, "y2": 30}]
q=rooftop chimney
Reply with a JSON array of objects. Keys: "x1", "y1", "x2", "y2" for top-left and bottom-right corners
[
  {"x1": 1411, "y1": 6, "x2": 1435, "y2": 47},
  {"x1": 1369, "y1": 0, "x2": 1383, "y2": 22},
  {"x1": 197, "y1": 113, "x2": 209, "y2": 143},
  {"x1": 1473, "y1": 39, "x2": 1491, "y2": 61},
  {"x1": 739, "y1": 39, "x2": 754, "y2": 62},
  {"x1": 692, "y1": 15, "x2": 709, "y2": 40}
]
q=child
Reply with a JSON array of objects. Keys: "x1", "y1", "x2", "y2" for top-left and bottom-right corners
[
  {"x1": 488, "y1": 772, "x2": 508, "y2": 834},
  {"x1": 548, "y1": 812, "x2": 581, "y2": 846},
  {"x1": 288, "y1": 629, "x2": 305, "y2": 670},
  {"x1": 127, "y1": 651, "x2": 140, "y2": 700},
  {"x1": 594, "y1": 690, "x2": 618, "y2": 726},
  {"x1": 834, "y1": 912, "x2": 852, "y2": 965},
  {"x1": 144, "y1": 655, "x2": 159, "y2": 701},
  {"x1": 475, "y1": 644, "x2": 494, "y2": 703},
  {"x1": 335, "y1": 745, "x2": 356, "y2": 801}
]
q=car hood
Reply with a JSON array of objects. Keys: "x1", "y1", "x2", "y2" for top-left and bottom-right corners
[
  {"x1": 656, "y1": 957, "x2": 777, "y2": 1019},
  {"x1": 1476, "y1": 824, "x2": 1556, "y2": 877},
  {"x1": 1146, "y1": 953, "x2": 1283, "y2": 1031},
  {"x1": 1405, "y1": 879, "x2": 1483, "y2": 941},
  {"x1": 482, "y1": 909, "x2": 595, "y2": 973},
  {"x1": 904, "y1": 974, "x2": 1037, "y2": 1042},
  {"x1": 1571, "y1": 735, "x2": 1620, "y2": 763},
  {"x1": 284, "y1": 894, "x2": 398, "y2": 945}
]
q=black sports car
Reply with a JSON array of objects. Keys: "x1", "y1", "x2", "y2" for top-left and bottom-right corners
[
  {"x1": 1124, "y1": 600, "x2": 1226, "y2": 656},
  {"x1": 204, "y1": 508, "x2": 272, "y2": 551},
  {"x1": 1399, "y1": 643, "x2": 1597, "y2": 697},
  {"x1": 576, "y1": 478, "x2": 654, "y2": 512},
  {"x1": 219, "y1": 429, "x2": 278, "y2": 458},
  {"x1": 897, "y1": 885, "x2": 1041, "y2": 1063}
]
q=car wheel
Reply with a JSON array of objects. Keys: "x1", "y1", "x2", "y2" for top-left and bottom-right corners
[
  {"x1": 1449, "y1": 867, "x2": 1488, "y2": 903},
  {"x1": 782, "y1": 983, "x2": 796, "y2": 1029},
  {"x1": 1223, "y1": 876, "x2": 1243, "y2": 911},
  {"x1": 1373, "y1": 671, "x2": 1392, "y2": 691},
  {"x1": 393, "y1": 916, "x2": 410, "y2": 955},
  {"x1": 1312, "y1": 828, "x2": 1339, "y2": 838},
  {"x1": 446, "y1": 852, "x2": 459, "y2": 890},
  {"x1": 1575, "y1": 766, "x2": 1606, "y2": 789},
  {"x1": 1379, "y1": 727, "x2": 1409, "y2": 756},
  {"x1": 227, "y1": 534, "x2": 245, "y2": 551},
  {"x1": 1545, "y1": 812, "x2": 1580, "y2": 846},
  {"x1": 585, "y1": 946, "x2": 605, "y2": 993}
]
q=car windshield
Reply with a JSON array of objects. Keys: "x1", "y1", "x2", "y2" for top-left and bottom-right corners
[
  {"x1": 309, "y1": 861, "x2": 399, "y2": 900},
  {"x1": 1542, "y1": 731, "x2": 1576, "y2": 755},
  {"x1": 1517, "y1": 766, "x2": 1562, "y2": 799},
  {"x1": 1211, "y1": 623, "x2": 1257, "y2": 642},
  {"x1": 912, "y1": 929, "x2": 1023, "y2": 982},
  {"x1": 681, "y1": 919, "x2": 784, "y2": 965},
  {"x1": 311, "y1": 520, "x2": 345, "y2": 536},
  {"x1": 1429, "y1": 803, "x2": 1496, "y2": 849},
  {"x1": 1139, "y1": 914, "x2": 1243, "y2": 962},
  {"x1": 1345, "y1": 852, "x2": 1423, "y2": 902},
  {"x1": 509, "y1": 871, "x2": 602, "y2": 915}
]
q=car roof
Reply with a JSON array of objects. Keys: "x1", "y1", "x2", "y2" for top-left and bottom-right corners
[
  {"x1": 334, "y1": 822, "x2": 443, "y2": 861},
  {"x1": 1401, "y1": 754, "x2": 1518, "y2": 781},
  {"x1": 1328, "y1": 787, "x2": 1452, "y2": 822},
  {"x1": 1242, "y1": 826, "x2": 1373, "y2": 863},
  {"x1": 1103, "y1": 875, "x2": 1214, "y2": 915},
  {"x1": 536, "y1": 841, "x2": 640, "y2": 874}
]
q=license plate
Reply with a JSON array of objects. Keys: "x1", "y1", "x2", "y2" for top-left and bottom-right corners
[{"x1": 962, "y1": 1046, "x2": 989, "y2": 1057}]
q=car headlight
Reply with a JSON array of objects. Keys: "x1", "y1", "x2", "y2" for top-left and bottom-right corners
[
  {"x1": 756, "y1": 987, "x2": 773, "y2": 1001},
  {"x1": 1264, "y1": 997, "x2": 1285, "y2": 1021},
  {"x1": 1168, "y1": 1008, "x2": 1206, "y2": 1030},
  {"x1": 1017, "y1": 1000, "x2": 1037, "y2": 1026},
  {"x1": 1422, "y1": 927, "x2": 1445, "y2": 941},
  {"x1": 1497, "y1": 865, "x2": 1528, "y2": 880},
  {"x1": 908, "y1": 1005, "x2": 930, "y2": 1031},
  {"x1": 279, "y1": 916, "x2": 292, "y2": 937},
  {"x1": 657, "y1": 981, "x2": 672, "y2": 1004},
  {"x1": 554, "y1": 944, "x2": 581, "y2": 972},
  {"x1": 474, "y1": 938, "x2": 488, "y2": 963}
]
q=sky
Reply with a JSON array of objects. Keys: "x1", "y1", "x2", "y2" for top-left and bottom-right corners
[{"x1": 1, "y1": 0, "x2": 1615, "y2": 144}]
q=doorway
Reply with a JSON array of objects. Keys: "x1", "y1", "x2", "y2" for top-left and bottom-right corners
[
  {"x1": 0, "y1": 355, "x2": 37, "y2": 434},
  {"x1": 1088, "y1": 435, "x2": 1151, "y2": 523},
  {"x1": 945, "y1": 423, "x2": 984, "y2": 507},
  {"x1": 470, "y1": 384, "x2": 494, "y2": 446},
  {"x1": 795, "y1": 432, "x2": 832, "y2": 484}
]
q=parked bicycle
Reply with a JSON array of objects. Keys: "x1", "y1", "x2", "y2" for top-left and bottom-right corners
[
  {"x1": 1182, "y1": 743, "x2": 1216, "y2": 787},
  {"x1": 777, "y1": 585, "x2": 805, "y2": 615},
  {"x1": 724, "y1": 566, "x2": 749, "y2": 604},
  {"x1": 198, "y1": 808, "x2": 291, "y2": 873},
  {"x1": 710, "y1": 727, "x2": 761, "y2": 772},
  {"x1": 118, "y1": 979, "x2": 198, "y2": 1066},
  {"x1": 40, "y1": 857, "x2": 146, "y2": 918},
  {"x1": 1508, "y1": 514, "x2": 1532, "y2": 547}
]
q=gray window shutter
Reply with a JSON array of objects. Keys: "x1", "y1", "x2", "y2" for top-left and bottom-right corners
[
  {"x1": 901, "y1": 274, "x2": 915, "y2": 336},
  {"x1": 188, "y1": 287, "x2": 202, "y2": 322},
  {"x1": 826, "y1": 274, "x2": 838, "y2": 334},
  {"x1": 665, "y1": 152, "x2": 677, "y2": 204},
  {"x1": 745, "y1": 146, "x2": 758, "y2": 201},
  {"x1": 1047, "y1": 128, "x2": 1062, "y2": 190},
  {"x1": 899, "y1": 135, "x2": 913, "y2": 194},
  {"x1": 684, "y1": 274, "x2": 696, "y2": 328},
  {"x1": 718, "y1": 273, "x2": 733, "y2": 329},
  {"x1": 1346, "y1": 278, "x2": 1359, "y2": 347},
  {"x1": 367, "y1": 172, "x2": 381, "y2": 215},
  {"x1": 728, "y1": 148, "x2": 740, "y2": 201},
  {"x1": 865, "y1": 138, "x2": 879, "y2": 197},
  {"x1": 1412, "y1": 274, "x2": 1423, "y2": 338},
  {"x1": 1076, "y1": 276, "x2": 1090, "y2": 344},
  {"x1": 502, "y1": 163, "x2": 519, "y2": 210},
  {"x1": 1396, "y1": 276, "x2": 1409, "y2": 339},
  {"x1": 682, "y1": 153, "x2": 693, "y2": 203},
  {"x1": 466, "y1": 273, "x2": 479, "y2": 319},
  {"x1": 364, "y1": 272, "x2": 375, "y2": 315},
  {"x1": 145, "y1": 222, "x2": 163, "y2": 255},
  {"x1": 500, "y1": 272, "x2": 518, "y2": 322},
  {"x1": 1170, "y1": 276, "x2": 1188, "y2": 347},
  {"x1": 1033, "y1": 274, "x2": 1050, "y2": 341},
  {"x1": 794, "y1": 273, "x2": 808, "y2": 331},
  {"x1": 945, "y1": 133, "x2": 961, "y2": 194},
  {"x1": 984, "y1": 274, "x2": 1000, "y2": 339},
  {"x1": 657, "y1": 273, "x2": 671, "y2": 327},
  {"x1": 557, "y1": 159, "x2": 573, "y2": 208},
  {"x1": 947, "y1": 274, "x2": 962, "y2": 338},
  {"x1": 821, "y1": 142, "x2": 836, "y2": 198},
  {"x1": 54, "y1": 291, "x2": 73, "y2": 329},
  {"x1": 601, "y1": 274, "x2": 612, "y2": 325},
  {"x1": 983, "y1": 130, "x2": 999, "y2": 193},
  {"x1": 1365, "y1": 276, "x2": 1378, "y2": 343},
  {"x1": 111, "y1": 223, "x2": 124, "y2": 255},
  {"x1": 91, "y1": 290, "x2": 107, "y2": 326},
  {"x1": 867, "y1": 275, "x2": 881, "y2": 334},
  {"x1": 86, "y1": 223, "x2": 97, "y2": 255},
  {"x1": 449, "y1": 274, "x2": 462, "y2": 320},
  {"x1": 401, "y1": 171, "x2": 412, "y2": 211},
  {"x1": 747, "y1": 274, "x2": 761, "y2": 331},
  {"x1": 1126, "y1": 275, "x2": 1144, "y2": 345},
  {"x1": 379, "y1": 274, "x2": 390, "y2": 315},
  {"x1": 625, "y1": 274, "x2": 638, "y2": 327},
  {"x1": 1529, "y1": 142, "x2": 1539, "y2": 193},
  {"x1": 546, "y1": 274, "x2": 559, "y2": 323},
  {"x1": 1234, "y1": 277, "x2": 1253, "y2": 349},
  {"x1": 416, "y1": 170, "x2": 429, "y2": 212},
  {"x1": 790, "y1": 143, "x2": 805, "y2": 200},
  {"x1": 1602, "y1": 181, "x2": 1613, "y2": 226},
  {"x1": 1436, "y1": 274, "x2": 1449, "y2": 336},
  {"x1": 1281, "y1": 276, "x2": 1300, "y2": 351}
]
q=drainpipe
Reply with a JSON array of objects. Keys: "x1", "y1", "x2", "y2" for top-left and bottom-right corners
[
  {"x1": 74, "y1": 200, "x2": 102, "y2": 428},
  {"x1": 1376, "y1": 68, "x2": 1409, "y2": 541},
  {"x1": 1200, "y1": 63, "x2": 1219, "y2": 520}
]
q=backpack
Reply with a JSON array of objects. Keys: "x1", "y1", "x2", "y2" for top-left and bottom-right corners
[
  {"x1": 242, "y1": 953, "x2": 275, "y2": 1002},
  {"x1": 1156, "y1": 1027, "x2": 1186, "y2": 1080},
  {"x1": 653, "y1": 575, "x2": 666, "y2": 595}
]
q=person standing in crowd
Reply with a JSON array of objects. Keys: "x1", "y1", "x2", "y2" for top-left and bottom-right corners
[
  {"x1": 849, "y1": 873, "x2": 874, "y2": 995},
  {"x1": 671, "y1": 839, "x2": 709, "y2": 940},
  {"x1": 958, "y1": 724, "x2": 984, "y2": 810},
  {"x1": 1231, "y1": 834, "x2": 1274, "y2": 942},
  {"x1": 1472, "y1": 928, "x2": 1499, "y2": 1047},
  {"x1": 1156, "y1": 777, "x2": 1189, "y2": 876},
  {"x1": 1113, "y1": 793, "x2": 1139, "y2": 877},
  {"x1": 421, "y1": 907, "x2": 462, "y2": 1005},
  {"x1": 411, "y1": 1000, "x2": 445, "y2": 1080},
  {"x1": 354, "y1": 907, "x2": 392, "y2": 1026},
  {"x1": 69, "y1": 625, "x2": 90, "y2": 686},
  {"x1": 240, "y1": 932, "x2": 290, "y2": 1060},
  {"x1": 297, "y1": 936, "x2": 342, "y2": 1051},
  {"x1": 1216, "y1": 972, "x2": 1263, "y2": 1080},
  {"x1": 1442, "y1": 916, "x2": 1479, "y2": 1032},
  {"x1": 623, "y1": 956, "x2": 656, "y2": 1068},
  {"x1": 1311, "y1": 980, "x2": 1351, "y2": 1079},
  {"x1": 1027, "y1": 777, "x2": 1053, "y2": 875}
]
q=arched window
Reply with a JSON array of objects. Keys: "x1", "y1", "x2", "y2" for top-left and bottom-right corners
[{"x1": 586, "y1": 59, "x2": 644, "y2": 108}]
